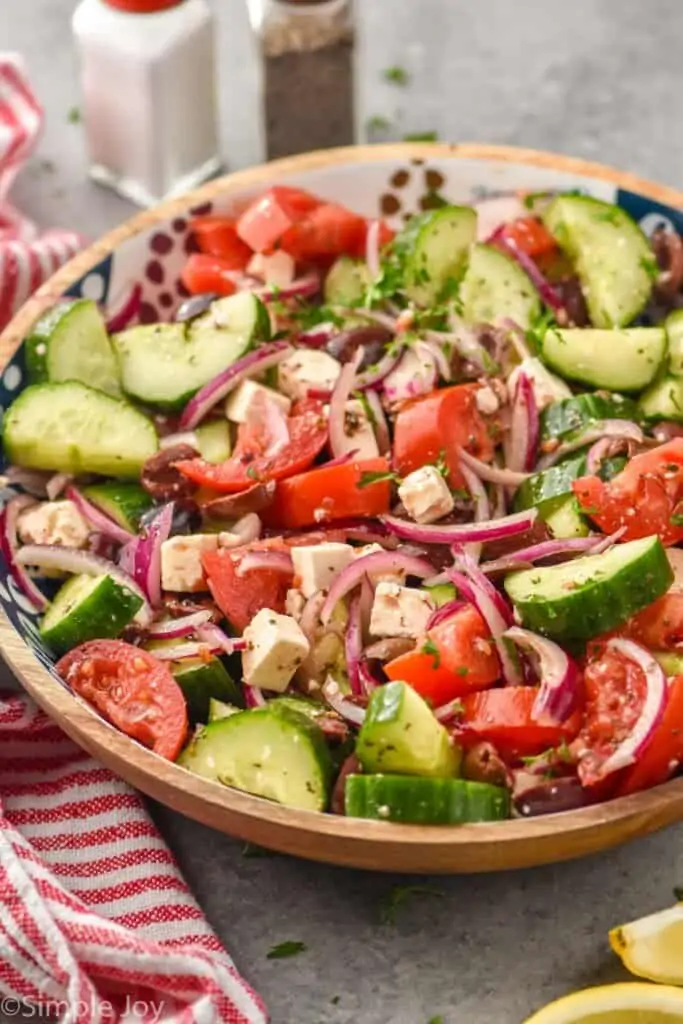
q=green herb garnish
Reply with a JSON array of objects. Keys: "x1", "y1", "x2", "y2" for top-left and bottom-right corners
[
  {"x1": 379, "y1": 884, "x2": 445, "y2": 925},
  {"x1": 670, "y1": 513, "x2": 683, "y2": 526},
  {"x1": 383, "y1": 66, "x2": 410, "y2": 86},
  {"x1": 357, "y1": 469, "x2": 398, "y2": 489},
  {"x1": 422, "y1": 637, "x2": 441, "y2": 669},
  {"x1": 267, "y1": 940, "x2": 307, "y2": 960},
  {"x1": 366, "y1": 114, "x2": 393, "y2": 135}
]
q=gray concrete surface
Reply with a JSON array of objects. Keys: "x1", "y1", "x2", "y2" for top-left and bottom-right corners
[{"x1": 3, "y1": 1, "x2": 683, "y2": 1021}]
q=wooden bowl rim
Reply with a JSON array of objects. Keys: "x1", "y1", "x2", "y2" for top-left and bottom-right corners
[{"x1": 2, "y1": 142, "x2": 683, "y2": 870}]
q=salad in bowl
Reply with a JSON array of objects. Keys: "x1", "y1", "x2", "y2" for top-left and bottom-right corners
[{"x1": 4, "y1": 176, "x2": 683, "y2": 831}]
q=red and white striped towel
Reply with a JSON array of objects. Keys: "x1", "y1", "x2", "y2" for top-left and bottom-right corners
[
  {"x1": 0, "y1": 54, "x2": 84, "y2": 331},
  {"x1": 0, "y1": 691, "x2": 268, "y2": 1024}
]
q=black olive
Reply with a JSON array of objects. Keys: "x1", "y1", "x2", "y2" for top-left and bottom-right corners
[
  {"x1": 175, "y1": 292, "x2": 219, "y2": 323},
  {"x1": 326, "y1": 326, "x2": 393, "y2": 371}
]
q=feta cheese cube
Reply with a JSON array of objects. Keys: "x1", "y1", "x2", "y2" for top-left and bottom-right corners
[
  {"x1": 369, "y1": 582, "x2": 434, "y2": 638},
  {"x1": 247, "y1": 250, "x2": 296, "y2": 288},
  {"x1": 278, "y1": 350, "x2": 341, "y2": 402},
  {"x1": 285, "y1": 588, "x2": 306, "y2": 620},
  {"x1": 17, "y1": 500, "x2": 90, "y2": 549},
  {"x1": 338, "y1": 399, "x2": 380, "y2": 460},
  {"x1": 242, "y1": 609, "x2": 310, "y2": 692},
  {"x1": 291, "y1": 542, "x2": 354, "y2": 598},
  {"x1": 352, "y1": 543, "x2": 405, "y2": 585},
  {"x1": 224, "y1": 379, "x2": 291, "y2": 423},
  {"x1": 398, "y1": 465, "x2": 454, "y2": 524},
  {"x1": 160, "y1": 534, "x2": 218, "y2": 592}
]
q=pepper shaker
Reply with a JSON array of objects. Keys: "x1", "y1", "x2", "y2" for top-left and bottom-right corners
[
  {"x1": 72, "y1": 0, "x2": 221, "y2": 207},
  {"x1": 247, "y1": 0, "x2": 356, "y2": 161}
]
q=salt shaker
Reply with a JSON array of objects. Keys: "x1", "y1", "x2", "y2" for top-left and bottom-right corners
[
  {"x1": 72, "y1": 0, "x2": 221, "y2": 207},
  {"x1": 247, "y1": 0, "x2": 355, "y2": 161}
]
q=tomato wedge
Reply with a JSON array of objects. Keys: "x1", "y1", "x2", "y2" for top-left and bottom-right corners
[
  {"x1": 56, "y1": 640, "x2": 188, "y2": 760},
  {"x1": 261, "y1": 457, "x2": 391, "y2": 530},
  {"x1": 616, "y1": 675, "x2": 683, "y2": 796},
  {"x1": 280, "y1": 203, "x2": 367, "y2": 261},
  {"x1": 189, "y1": 216, "x2": 253, "y2": 266},
  {"x1": 460, "y1": 687, "x2": 582, "y2": 759},
  {"x1": 175, "y1": 404, "x2": 328, "y2": 494},
  {"x1": 385, "y1": 604, "x2": 500, "y2": 706},
  {"x1": 573, "y1": 439, "x2": 683, "y2": 546},
  {"x1": 495, "y1": 216, "x2": 557, "y2": 258},
  {"x1": 236, "y1": 186, "x2": 320, "y2": 253},
  {"x1": 393, "y1": 384, "x2": 496, "y2": 489},
  {"x1": 181, "y1": 254, "x2": 239, "y2": 297},
  {"x1": 621, "y1": 591, "x2": 683, "y2": 649}
]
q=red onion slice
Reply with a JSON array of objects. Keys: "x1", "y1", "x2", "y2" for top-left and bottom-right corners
[
  {"x1": 459, "y1": 456, "x2": 491, "y2": 564},
  {"x1": 419, "y1": 338, "x2": 452, "y2": 382},
  {"x1": 358, "y1": 659, "x2": 381, "y2": 695},
  {"x1": 320, "y1": 550, "x2": 434, "y2": 625},
  {"x1": 448, "y1": 566, "x2": 521, "y2": 685},
  {"x1": 245, "y1": 390, "x2": 290, "y2": 458},
  {"x1": 15, "y1": 544, "x2": 152, "y2": 624},
  {"x1": 244, "y1": 685, "x2": 267, "y2": 708},
  {"x1": 160, "y1": 431, "x2": 199, "y2": 451},
  {"x1": 365, "y1": 219, "x2": 381, "y2": 279},
  {"x1": 495, "y1": 236, "x2": 565, "y2": 313},
  {"x1": 504, "y1": 626, "x2": 581, "y2": 724},
  {"x1": 329, "y1": 347, "x2": 363, "y2": 459},
  {"x1": 237, "y1": 550, "x2": 293, "y2": 576},
  {"x1": 227, "y1": 513, "x2": 262, "y2": 547},
  {"x1": 480, "y1": 535, "x2": 609, "y2": 575},
  {"x1": 426, "y1": 599, "x2": 467, "y2": 631},
  {"x1": 179, "y1": 340, "x2": 293, "y2": 430},
  {"x1": 458, "y1": 448, "x2": 531, "y2": 486},
  {"x1": 148, "y1": 609, "x2": 214, "y2": 639},
  {"x1": 67, "y1": 486, "x2": 135, "y2": 546},
  {"x1": 382, "y1": 508, "x2": 537, "y2": 546},
  {"x1": 363, "y1": 390, "x2": 390, "y2": 455},
  {"x1": 382, "y1": 346, "x2": 436, "y2": 403},
  {"x1": 0, "y1": 497, "x2": 48, "y2": 611},
  {"x1": 505, "y1": 372, "x2": 538, "y2": 473},
  {"x1": 300, "y1": 590, "x2": 326, "y2": 644},
  {"x1": 136, "y1": 503, "x2": 174, "y2": 607},
  {"x1": 152, "y1": 639, "x2": 221, "y2": 661},
  {"x1": 196, "y1": 622, "x2": 246, "y2": 655},
  {"x1": 345, "y1": 594, "x2": 363, "y2": 695},
  {"x1": 355, "y1": 345, "x2": 404, "y2": 390},
  {"x1": 434, "y1": 698, "x2": 466, "y2": 723},
  {"x1": 323, "y1": 676, "x2": 366, "y2": 726},
  {"x1": 297, "y1": 322, "x2": 338, "y2": 348},
  {"x1": 537, "y1": 420, "x2": 644, "y2": 471},
  {"x1": 477, "y1": 195, "x2": 529, "y2": 241},
  {"x1": 256, "y1": 270, "x2": 320, "y2": 302},
  {"x1": 598, "y1": 639, "x2": 667, "y2": 777},
  {"x1": 46, "y1": 473, "x2": 73, "y2": 501},
  {"x1": 106, "y1": 282, "x2": 142, "y2": 333}
]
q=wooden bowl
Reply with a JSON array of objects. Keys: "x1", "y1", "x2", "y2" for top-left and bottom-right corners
[{"x1": 2, "y1": 143, "x2": 683, "y2": 874}]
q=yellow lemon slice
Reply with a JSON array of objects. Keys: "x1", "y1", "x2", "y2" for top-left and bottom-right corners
[
  {"x1": 523, "y1": 982, "x2": 683, "y2": 1023},
  {"x1": 610, "y1": 904, "x2": 683, "y2": 985}
]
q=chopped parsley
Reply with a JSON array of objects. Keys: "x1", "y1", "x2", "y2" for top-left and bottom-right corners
[
  {"x1": 526, "y1": 306, "x2": 556, "y2": 351},
  {"x1": 422, "y1": 636, "x2": 441, "y2": 669},
  {"x1": 403, "y1": 131, "x2": 439, "y2": 142},
  {"x1": 670, "y1": 513, "x2": 683, "y2": 526},
  {"x1": 383, "y1": 65, "x2": 410, "y2": 86},
  {"x1": 520, "y1": 739, "x2": 573, "y2": 767},
  {"x1": 267, "y1": 940, "x2": 307, "y2": 960},
  {"x1": 366, "y1": 114, "x2": 392, "y2": 135},
  {"x1": 357, "y1": 469, "x2": 398, "y2": 489},
  {"x1": 353, "y1": 389, "x2": 376, "y2": 427},
  {"x1": 363, "y1": 259, "x2": 403, "y2": 307},
  {"x1": 245, "y1": 465, "x2": 260, "y2": 482},
  {"x1": 455, "y1": 666, "x2": 469, "y2": 676},
  {"x1": 640, "y1": 253, "x2": 660, "y2": 281},
  {"x1": 379, "y1": 884, "x2": 445, "y2": 925},
  {"x1": 434, "y1": 450, "x2": 450, "y2": 479}
]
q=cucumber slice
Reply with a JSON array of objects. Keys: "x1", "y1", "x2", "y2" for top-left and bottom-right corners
[
  {"x1": 40, "y1": 573, "x2": 143, "y2": 655},
  {"x1": 177, "y1": 706, "x2": 333, "y2": 811},
  {"x1": 653, "y1": 651, "x2": 683, "y2": 677},
  {"x1": 26, "y1": 300, "x2": 120, "y2": 396},
  {"x1": 82, "y1": 482, "x2": 153, "y2": 532},
  {"x1": 208, "y1": 698, "x2": 241, "y2": 722},
  {"x1": 196, "y1": 420, "x2": 231, "y2": 463},
  {"x1": 515, "y1": 453, "x2": 626, "y2": 512},
  {"x1": 345, "y1": 774, "x2": 510, "y2": 825},
  {"x1": 542, "y1": 194, "x2": 656, "y2": 327},
  {"x1": 460, "y1": 242, "x2": 541, "y2": 329},
  {"x1": 638, "y1": 375, "x2": 683, "y2": 423},
  {"x1": 112, "y1": 292, "x2": 268, "y2": 410},
  {"x1": 269, "y1": 694, "x2": 327, "y2": 721},
  {"x1": 504, "y1": 535, "x2": 673, "y2": 641},
  {"x1": 393, "y1": 206, "x2": 477, "y2": 305},
  {"x1": 541, "y1": 392, "x2": 639, "y2": 442},
  {"x1": 324, "y1": 256, "x2": 370, "y2": 305},
  {"x1": 3, "y1": 381, "x2": 158, "y2": 478},
  {"x1": 667, "y1": 310, "x2": 683, "y2": 376},
  {"x1": 356, "y1": 681, "x2": 461, "y2": 778},
  {"x1": 172, "y1": 656, "x2": 242, "y2": 724},
  {"x1": 541, "y1": 327, "x2": 665, "y2": 392},
  {"x1": 424, "y1": 582, "x2": 458, "y2": 607},
  {"x1": 541, "y1": 495, "x2": 589, "y2": 539}
]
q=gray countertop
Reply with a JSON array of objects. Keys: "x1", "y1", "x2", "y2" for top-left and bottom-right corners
[{"x1": 3, "y1": 2, "x2": 683, "y2": 1021}]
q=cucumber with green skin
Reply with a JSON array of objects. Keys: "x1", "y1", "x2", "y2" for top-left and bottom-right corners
[
  {"x1": 423, "y1": 582, "x2": 458, "y2": 607},
  {"x1": 541, "y1": 327, "x2": 666, "y2": 392},
  {"x1": 667, "y1": 309, "x2": 683, "y2": 376},
  {"x1": 638, "y1": 375, "x2": 683, "y2": 423},
  {"x1": 171, "y1": 656, "x2": 243, "y2": 724},
  {"x1": 345, "y1": 774, "x2": 510, "y2": 825},
  {"x1": 540, "y1": 495, "x2": 589, "y2": 539},
  {"x1": 392, "y1": 206, "x2": 477, "y2": 306},
  {"x1": 459, "y1": 242, "x2": 541, "y2": 329},
  {"x1": 542, "y1": 194, "x2": 656, "y2": 327},
  {"x1": 208, "y1": 698, "x2": 240, "y2": 722},
  {"x1": 653, "y1": 651, "x2": 683, "y2": 677},
  {"x1": 26, "y1": 300, "x2": 120, "y2": 396},
  {"x1": 196, "y1": 420, "x2": 232, "y2": 463},
  {"x1": 177, "y1": 706, "x2": 333, "y2": 811},
  {"x1": 504, "y1": 535, "x2": 673, "y2": 641},
  {"x1": 541, "y1": 392, "x2": 639, "y2": 442},
  {"x1": 514, "y1": 453, "x2": 627, "y2": 511},
  {"x1": 324, "y1": 256, "x2": 370, "y2": 305},
  {"x1": 82, "y1": 482, "x2": 153, "y2": 532},
  {"x1": 3, "y1": 381, "x2": 158, "y2": 478},
  {"x1": 40, "y1": 574, "x2": 142, "y2": 655},
  {"x1": 356, "y1": 681, "x2": 461, "y2": 778}
]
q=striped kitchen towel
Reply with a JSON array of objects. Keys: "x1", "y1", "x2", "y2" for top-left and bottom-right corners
[
  {"x1": 0, "y1": 691, "x2": 268, "y2": 1024},
  {"x1": 0, "y1": 54, "x2": 83, "y2": 331}
]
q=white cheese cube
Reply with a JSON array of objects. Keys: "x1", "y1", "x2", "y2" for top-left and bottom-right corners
[
  {"x1": 247, "y1": 250, "x2": 296, "y2": 288},
  {"x1": 17, "y1": 500, "x2": 90, "y2": 549},
  {"x1": 160, "y1": 534, "x2": 218, "y2": 593},
  {"x1": 242, "y1": 609, "x2": 310, "y2": 692},
  {"x1": 278, "y1": 350, "x2": 341, "y2": 402},
  {"x1": 224, "y1": 379, "x2": 291, "y2": 424},
  {"x1": 352, "y1": 543, "x2": 405, "y2": 585},
  {"x1": 285, "y1": 588, "x2": 306, "y2": 620},
  {"x1": 398, "y1": 465, "x2": 454, "y2": 524},
  {"x1": 338, "y1": 399, "x2": 380, "y2": 460},
  {"x1": 369, "y1": 582, "x2": 434, "y2": 638},
  {"x1": 291, "y1": 542, "x2": 354, "y2": 598}
]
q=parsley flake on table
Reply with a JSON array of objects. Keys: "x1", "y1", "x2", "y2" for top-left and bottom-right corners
[
  {"x1": 67, "y1": 106, "x2": 81, "y2": 124},
  {"x1": 379, "y1": 884, "x2": 445, "y2": 925},
  {"x1": 383, "y1": 65, "x2": 410, "y2": 86},
  {"x1": 267, "y1": 940, "x2": 307, "y2": 960}
]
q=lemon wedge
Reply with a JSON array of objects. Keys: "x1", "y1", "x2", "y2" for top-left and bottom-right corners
[
  {"x1": 610, "y1": 904, "x2": 683, "y2": 985},
  {"x1": 523, "y1": 982, "x2": 683, "y2": 1023}
]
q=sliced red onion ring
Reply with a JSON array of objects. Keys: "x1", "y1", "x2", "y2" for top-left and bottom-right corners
[
  {"x1": 382, "y1": 346, "x2": 436, "y2": 402},
  {"x1": 458, "y1": 448, "x2": 531, "y2": 486},
  {"x1": 320, "y1": 550, "x2": 434, "y2": 624},
  {"x1": 329, "y1": 347, "x2": 363, "y2": 459},
  {"x1": 135, "y1": 503, "x2": 174, "y2": 607},
  {"x1": 365, "y1": 219, "x2": 381, "y2": 279},
  {"x1": 500, "y1": 318, "x2": 533, "y2": 362},
  {"x1": 363, "y1": 390, "x2": 390, "y2": 455},
  {"x1": 343, "y1": 307, "x2": 397, "y2": 333},
  {"x1": 179, "y1": 340, "x2": 293, "y2": 430},
  {"x1": 322, "y1": 676, "x2": 366, "y2": 726},
  {"x1": 67, "y1": 486, "x2": 134, "y2": 546},
  {"x1": 480, "y1": 535, "x2": 605, "y2": 575},
  {"x1": 300, "y1": 590, "x2": 326, "y2": 644},
  {"x1": 355, "y1": 344, "x2": 403, "y2": 391},
  {"x1": 297, "y1": 322, "x2": 338, "y2": 348},
  {"x1": 223, "y1": 513, "x2": 262, "y2": 548},
  {"x1": 495, "y1": 236, "x2": 565, "y2": 313},
  {"x1": 448, "y1": 564, "x2": 521, "y2": 685},
  {"x1": 106, "y1": 282, "x2": 142, "y2": 333},
  {"x1": 434, "y1": 698, "x2": 466, "y2": 723},
  {"x1": 345, "y1": 594, "x2": 363, "y2": 695},
  {"x1": 358, "y1": 573, "x2": 374, "y2": 638},
  {"x1": 246, "y1": 391, "x2": 290, "y2": 458},
  {"x1": 152, "y1": 639, "x2": 220, "y2": 661},
  {"x1": 160, "y1": 430, "x2": 199, "y2": 451},
  {"x1": 196, "y1": 622, "x2": 246, "y2": 655},
  {"x1": 15, "y1": 544, "x2": 151, "y2": 624},
  {"x1": 504, "y1": 626, "x2": 581, "y2": 724},
  {"x1": 244, "y1": 685, "x2": 267, "y2": 708},
  {"x1": 505, "y1": 372, "x2": 538, "y2": 473},
  {"x1": 237, "y1": 550, "x2": 293, "y2": 576},
  {"x1": 46, "y1": 473, "x2": 73, "y2": 501},
  {"x1": 451, "y1": 548, "x2": 514, "y2": 626},
  {"x1": 419, "y1": 337, "x2": 452, "y2": 382},
  {"x1": 598, "y1": 639, "x2": 667, "y2": 777},
  {"x1": 322, "y1": 450, "x2": 358, "y2": 470},
  {"x1": 442, "y1": 316, "x2": 497, "y2": 375},
  {"x1": 0, "y1": 497, "x2": 48, "y2": 610},
  {"x1": 358, "y1": 659, "x2": 381, "y2": 695},
  {"x1": 148, "y1": 609, "x2": 214, "y2": 639},
  {"x1": 477, "y1": 194, "x2": 528, "y2": 241},
  {"x1": 426, "y1": 599, "x2": 467, "y2": 631},
  {"x1": 257, "y1": 270, "x2": 320, "y2": 302},
  {"x1": 382, "y1": 508, "x2": 537, "y2": 546},
  {"x1": 459, "y1": 456, "x2": 491, "y2": 564},
  {"x1": 537, "y1": 420, "x2": 644, "y2": 471}
]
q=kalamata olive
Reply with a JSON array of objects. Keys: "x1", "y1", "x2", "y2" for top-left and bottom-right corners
[
  {"x1": 331, "y1": 753, "x2": 361, "y2": 815},
  {"x1": 553, "y1": 277, "x2": 590, "y2": 328},
  {"x1": 163, "y1": 595, "x2": 220, "y2": 620},
  {"x1": 326, "y1": 326, "x2": 393, "y2": 371},
  {"x1": 462, "y1": 742, "x2": 510, "y2": 788},
  {"x1": 140, "y1": 501, "x2": 199, "y2": 536},
  {"x1": 513, "y1": 773, "x2": 587, "y2": 817},
  {"x1": 175, "y1": 292, "x2": 219, "y2": 323},
  {"x1": 201, "y1": 481, "x2": 277, "y2": 520},
  {"x1": 140, "y1": 444, "x2": 199, "y2": 502},
  {"x1": 652, "y1": 227, "x2": 683, "y2": 302}
]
